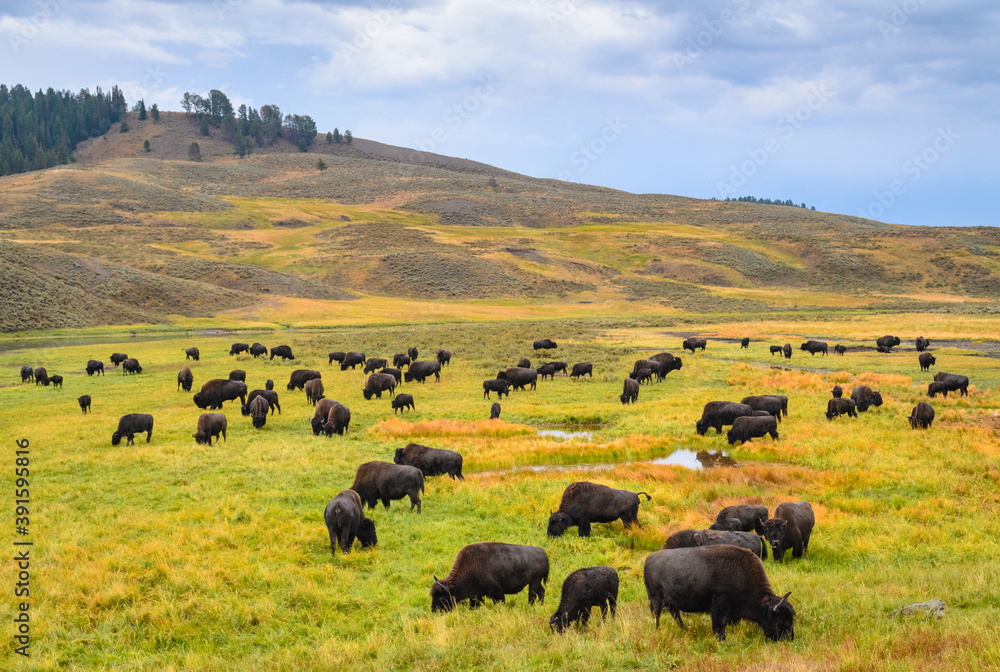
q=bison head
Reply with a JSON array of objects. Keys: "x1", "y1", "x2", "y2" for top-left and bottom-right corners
[
  {"x1": 620, "y1": 393, "x2": 629, "y2": 405},
  {"x1": 549, "y1": 612, "x2": 569, "y2": 633},
  {"x1": 310, "y1": 416, "x2": 325, "y2": 436},
  {"x1": 403, "y1": 373, "x2": 414, "y2": 383},
  {"x1": 193, "y1": 431, "x2": 208, "y2": 445},
  {"x1": 871, "y1": 392, "x2": 883, "y2": 407},
  {"x1": 547, "y1": 511, "x2": 572, "y2": 537},
  {"x1": 760, "y1": 592, "x2": 795, "y2": 641},
  {"x1": 393, "y1": 448, "x2": 407, "y2": 465},
  {"x1": 762, "y1": 519, "x2": 787, "y2": 559},
  {"x1": 357, "y1": 518, "x2": 377, "y2": 548},
  {"x1": 241, "y1": 403, "x2": 252, "y2": 417},
  {"x1": 430, "y1": 577, "x2": 456, "y2": 612},
  {"x1": 709, "y1": 518, "x2": 743, "y2": 532},
  {"x1": 192, "y1": 394, "x2": 209, "y2": 409},
  {"x1": 111, "y1": 431, "x2": 123, "y2": 446},
  {"x1": 362, "y1": 388, "x2": 374, "y2": 400},
  {"x1": 695, "y1": 419, "x2": 708, "y2": 436}
]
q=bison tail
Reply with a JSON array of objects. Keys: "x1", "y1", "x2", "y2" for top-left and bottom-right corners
[{"x1": 637, "y1": 491, "x2": 652, "y2": 502}]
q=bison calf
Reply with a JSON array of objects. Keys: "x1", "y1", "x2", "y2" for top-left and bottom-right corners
[
  {"x1": 391, "y1": 393, "x2": 415, "y2": 414},
  {"x1": 550, "y1": 566, "x2": 618, "y2": 633},
  {"x1": 78, "y1": 395, "x2": 91, "y2": 414},
  {"x1": 324, "y1": 489, "x2": 377, "y2": 557}
]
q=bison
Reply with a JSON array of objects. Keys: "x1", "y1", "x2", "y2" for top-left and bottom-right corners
[
  {"x1": 909, "y1": 401, "x2": 935, "y2": 429},
  {"x1": 915, "y1": 337, "x2": 930, "y2": 352},
  {"x1": 831, "y1": 385, "x2": 842, "y2": 398},
  {"x1": 546, "y1": 361, "x2": 568, "y2": 374},
  {"x1": 318, "y1": 401, "x2": 351, "y2": 436},
  {"x1": 184, "y1": 347, "x2": 200, "y2": 361},
  {"x1": 329, "y1": 351, "x2": 346, "y2": 365},
  {"x1": 392, "y1": 353, "x2": 410, "y2": 367},
  {"x1": 498, "y1": 366, "x2": 536, "y2": 391},
  {"x1": 437, "y1": 349, "x2": 452, "y2": 366},
  {"x1": 483, "y1": 379, "x2": 510, "y2": 399},
  {"x1": 405, "y1": 360, "x2": 441, "y2": 383},
  {"x1": 826, "y1": 398, "x2": 857, "y2": 420},
  {"x1": 620, "y1": 378, "x2": 639, "y2": 405},
  {"x1": 193, "y1": 413, "x2": 227, "y2": 445},
  {"x1": 649, "y1": 352, "x2": 683, "y2": 377},
  {"x1": 287, "y1": 369, "x2": 321, "y2": 391},
  {"x1": 533, "y1": 339, "x2": 557, "y2": 350},
  {"x1": 919, "y1": 352, "x2": 936, "y2": 372},
  {"x1": 243, "y1": 389, "x2": 280, "y2": 416},
  {"x1": 407, "y1": 347, "x2": 419, "y2": 360},
  {"x1": 111, "y1": 413, "x2": 154, "y2": 446},
  {"x1": 537, "y1": 363, "x2": 556, "y2": 381},
  {"x1": 518, "y1": 356, "x2": 531, "y2": 369},
  {"x1": 727, "y1": 415, "x2": 779, "y2": 445},
  {"x1": 876, "y1": 335, "x2": 901, "y2": 351},
  {"x1": 265, "y1": 379, "x2": 274, "y2": 391},
  {"x1": 763, "y1": 501, "x2": 814, "y2": 563},
  {"x1": 391, "y1": 393, "x2": 415, "y2": 414},
  {"x1": 394, "y1": 443, "x2": 463, "y2": 479},
  {"x1": 20, "y1": 365, "x2": 33, "y2": 383},
  {"x1": 351, "y1": 461, "x2": 424, "y2": 512},
  {"x1": 850, "y1": 385, "x2": 883, "y2": 412},
  {"x1": 122, "y1": 358, "x2": 142, "y2": 375},
  {"x1": 695, "y1": 401, "x2": 754, "y2": 436},
  {"x1": 740, "y1": 337, "x2": 750, "y2": 349},
  {"x1": 110, "y1": 353, "x2": 128, "y2": 367},
  {"x1": 228, "y1": 369, "x2": 246, "y2": 382},
  {"x1": 782, "y1": 343, "x2": 792, "y2": 359},
  {"x1": 800, "y1": 340, "x2": 828, "y2": 356},
  {"x1": 248, "y1": 396, "x2": 269, "y2": 429},
  {"x1": 833, "y1": 344, "x2": 847, "y2": 355},
  {"x1": 324, "y1": 489, "x2": 377, "y2": 557},
  {"x1": 643, "y1": 546, "x2": 794, "y2": 641},
  {"x1": 431, "y1": 542, "x2": 549, "y2": 612},
  {"x1": 714, "y1": 504, "x2": 768, "y2": 534},
  {"x1": 363, "y1": 372, "x2": 397, "y2": 400},
  {"x1": 490, "y1": 402, "x2": 501, "y2": 419},
  {"x1": 193, "y1": 379, "x2": 247, "y2": 410},
  {"x1": 86, "y1": 360, "x2": 104, "y2": 376},
  {"x1": 740, "y1": 395, "x2": 783, "y2": 421},
  {"x1": 683, "y1": 337, "x2": 707, "y2": 353},
  {"x1": 229, "y1": 343, "x2": 249, "y2": 356},
  {"x1": 249, "y1": 343, "x2": 268, "y2": 358},
  {"x1": 550, "y1": 566, "x2": 618, "y2": 633},
  {"x1": 569, "y1": 362, "x2": 592, "y2": 379},
  {"x1": 304, "y1": 378, "x2": 325, "y2": 405},
  {"x1": 708, "y1": 518, "x2": 744, "y2": 532},
  {"x1": 382, "y1": 367, "x2": 402, "y2": 384},
  {"x1": 177, "y1": 367, "x2": 194, "y2": 392},
  {"x1": 50, "y1": 374, "x2": 63, "y2": 388},
  {"x1": 769, "y1": 345, "x2": 783, "y2": 356},
  {"x1": 547, "y1": 481, "x2": 651, "y2": 537},
  {"x1": 662, "y1": 529, "x2": 767, "y2": 560},
  {"x1": 78, "y1": 395, "x2": 91, "y2": 414},
  {"x1": 928, "y1": 373, "x2": 968, "y2": 398},
  {"x1": 363, "y1": 358, "x2": 388, "y2": 374},
  {"x1": 269, "y1": 345, "x2": 294, "y2": 361}
]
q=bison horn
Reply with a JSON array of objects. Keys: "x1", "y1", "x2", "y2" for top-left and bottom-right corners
[{"x1": 773, "y1": 591, "x2": 792, "y2": 611}]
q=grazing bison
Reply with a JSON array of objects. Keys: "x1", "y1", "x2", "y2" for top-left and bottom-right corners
[
  {"x1": 391, "y1": 353, "x2": 409, "y2": 367},
  {"x1": 351, "y1": 461, "x2": 424, "y2": 512},
  {"x1": 662, "y1": 529, "x2": 767, "y2": 560},
  {"x1": 110, "y1": 353, "x2": 128, "y2": 367},
  {"x1": 248, "y1": 396, "x2": 269, "y2": 429},
  {"x1": 177, "y1": 367, "x2": 194, "y2": 392},
  {"x1": 363, "y1": 358, "x2": 388, "y2": 374},
  {"x1": 490, "y1": 402, "x2": 501, "y2": 419},
  {"x1": 243, "y1": 389, "x2": 280, "y2": 416},
  {"x1": 193, "y1": 413, "x2": 227, "y2": 445},
  {"x1": 498, "y1": 366, "x2": 537, "y2": 391},
  {"x1": 763, "y1": 501, "x2": 815, "y2": 563},
  {"x1": 832, "y1": 385, "x2": 842, "y2": 398},
  {"x1": 769, "y1": 345, "x2": 783, "y2": 356},
  {"x1": 408, "y1": 347, "x2": 419, "y2": 360},
  {"x1": 915, "y1": 337, "x2": 930, "y2": 352},
  {"x1": 483, "y1": 379, "x2": 511, "y2": 399},
  {"x1": 630, "y1": 368, "x2": 653, "y2": 386},
  {"x1": 78, "y1": 395, "x2": 91, "y2": 414},
  {"x1": 363, "y1": 372, "x2": 397, "y2": 400},
  {"x1": 683, "y1": 337, "x2": 707, "y2": 353},
  {"x1": 193, "y1": 379, "x2": 247, "y2": 410},
  {"x1": 727, "y1": 415, "x2": 779, "y2": 445},
  {"x1": 185, "y1": 347, "x2": 200, "y2": 361},
  {"x1": 122, "y1": 358, "x2": 142, "y2": 375},
  {"x1": 33, "y1": 366, "x2": 49, "y2": 386},
  {"x1": 437, "y1": 349, "x2": 452, "y2": 366},
  {"x1": 834, "y1": 344, "x2": 847, "y2": 355},
  {"x1": 324, "y1": 490, "x2": 377, "y2": 557},
  {"x1": 287, "y1": 369, "x2": 322, "y2": 391},
  {"x1": 928, "y1": 373, "x2": 969, "y2": 398},
  {"x1": 431, "y1": 542, "x2": 549, "y2": 612},
  {"x1": 740, "y1": 337, "x2": 750, "y2": 349},
  {"x1": 304, "y1": 378, "x2": 325, "y2": 405},
  {"x1": 229, "y1": 343, "x2": 250, "y2": 356},
  {"x1": 249, "y1": 343, "x2": 268, "y2": 358},
  {"x1": 265, "y1": 379, "x2": 274, "y2": 391},
  {"x1": 782, "y1": 343, "x2": 792, "y2": 359},
  {"x1": 850, "y1": 385, "x2": 883, "y2": 412},
  {"x1": 382, "y1": 367, "x2": 402, "y2": 384},
  {"x1": 394, "y1": 443, "x2": 463, "y2": 479},
  {"x1": 550, "y1": 566, "x2": 619, "y2": 633},
  {"x1": 228, "y1": 369, "x2": 246, "y2": 382},
  {"x1": 708, "y1": 518, "x2": 744, "y2": 532},
  {"x1": 111, "y1": 413, "x2": 154, "y2": 446},
  {"x1": 518, "y1": 356, "x2": 531, "y2": 369},
  {"x1": 537, "y1": 363, "x2": 556, "y2": 381},
  {"x1": 329, "y1": 351, "x2": 346, "y2": 365},
  {"x1": 569, "y1": 362, "x2": 593, "y2": 379},
  {"x1": 269, "y1": 345, "x2": 294, "y2": 361},
  {"x1": 620, "y1": 378, "x2": 639, "y2": 405},
  {"x1": 740, "y1": 396, "x2": 783, "y2": 421},
  {"x1": 49, "y1": 374, "x2": 63, "y2": 388},
  {"x1": 826, "y1": 398, "x2": 858, "y2": 420},
  {"x1": 714, "y1": 504, "x2": 768, "y2": 534},
  {"x1": 391, "y1": 393, "x2": 415, "y2": 414},
  {"x1": 86, "y1": 360, "x2": 105, "y2": 376},
  {"x1": 919, "y1": 352, "x2": 936, "y2": 372},
  {"x1": 695, "y1": 401, "x2": 754, "y2": 436},
  {"x1": 800, "y1": 340, "x2": 828, "y2": 356},
  {"x1": 909, "y1": 401, "x2": 935, "y2": 429},
  {"x1": 533, "y1": 339, "x2": 557, "y2": 350},
  {"x1": 405, "y1": 360, "x2": 441, "y2": 383},
  {"x1": 876, "y1": 335, "x2": 901, "y2": 351},
  {"x1": 546, "y1": 361, "x2": 568, "y2": 374},
  {"x1": 547, "y1": 481, "x2": 651, "y2": 537},
  {"x1": 643, "y1": 546, "x2": 794, "y2": 641},
  {"x1": 319, "y1": 401, "x2": 351, "y2": 436},
  {"x1": 20, "y1": 365, "x2": 33, "y2": 383}
]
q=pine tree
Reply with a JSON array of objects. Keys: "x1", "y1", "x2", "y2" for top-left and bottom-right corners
[
  {"x1": 150, "y1": 103, "x2": 159, "y2": 122},
  {"x1": 317, "y1": 158, "x2": 327, "y2": 170},
  {"x1": 120, "y1": 121, "x2": 128, "y2": 133},
  {"x1": 344, "y1": 130, "x2": 352, "y2": 144},
  {"x1": 199, "y1": 114, "x2": 210, "y2": 136},
  {"x1": 138, "y1": 99, "x2": 146, "y2": 120},
  {"x1": 188, "y1": 142, "x2": 201, "y2": 162},
  {"x1": 144, "y1": 139, "x2": 150, "y2": 152},
  {"x1": 333, "y1": 128, "x2": 342, "y2": 144},
  {"x1": 326, "y1": 131, "x2": 333, "y2": 144}
]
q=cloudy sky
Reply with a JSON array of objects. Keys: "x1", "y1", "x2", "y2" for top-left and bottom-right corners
[{"x1": 2, "y1": 0, "x2": 997, "y2": 226}]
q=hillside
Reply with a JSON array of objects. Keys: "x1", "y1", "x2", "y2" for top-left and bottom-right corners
[{"x1": 2, "y1": 111, "x2": 999, "y2": 332}]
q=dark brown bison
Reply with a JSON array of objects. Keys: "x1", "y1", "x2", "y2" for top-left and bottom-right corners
[
  {"x1": 111, "y1": 413, "x2": 154, "y2": 446},
  {"x1": 110, "y1": 353, "x2": 128, "y2": 367},
  {"x1": 826, "y1": 398, "x2": 857, "y2": 420},
  {"x1": 329, "y1": 351, "x2": 346, "y2": 365},
  {"x1": 683, "y1": 337, "x2": 707, "y2": 353},
  {"x1": 229, "y1": 343, "x2": 249, "y2": 356},
  {"x1": 86, "y1": 360, "x2": 104, "y2": 376},
  {"x1": 304, "y1": 378, "x2": 325, "y2": 405},
  {"x1": 919, "y1": 352, "x2": 936, "y2": 372},
  {"x1": 550, "y1": 566, "x2": 618, "y2": 633},
  {"x1": 317, "y1": 401, "x2": 351, "y2": 436},
  {"x1": 763, "y1": 501, "x2": 814, "y2": 563},
  {"x1": 546, "y1": 361, "x2": 568, "y2": 374},
  {"x1": 49, "y1": 374, "x2": 63, "y2": 388},
  {"x1": 177, "y1": 367, "x2": 194, "y2": 392},
  {"x1": 78, "y1": 395, "x2": 91, "y2": 414},
  {"x1": 909, "y1": 401, "x2": 935, "y2": 429},
  {"x1": 122, "y1": 358, "x2": 142, "y2": 375},
  {"x1": 739, "y1": 396, "x2": 783, "y2": 421},
  {"x1": 437, "y1": 349, "x2": 452, "y2": 366},
  {"x1": 392, "y1": 353, "x2": 410, "y2": 367},
  {"x1": 228, "y1": 369, "x2": 246, "y2": 382},
  {"x1": 394, "y1": 443, "x2": 462, "y2": 479},
  {"x1": 363, "y1": 358, "x2": 388, "y2": 374},
  {"x1": 928, "y1": 373, "x2": 968, "y2": 398},
  {"x1": 287, "y1": 369, "x2": 321, "y2": 391},
  {"x1": 382, "y1": 367, "x2": 402, "y2": 384},
  {"x1": 662, "y1": 529, "x2": 767, "y2": 560},
  {"x1": 490, "y1": 402, "x2": 501, "y2": 419},
  {"x1": 831, "y1": 385, "x2": 842, "y2": 398},
  {"x1": 620, "y1": 378, "x2": 639, "y2": 405},
  {"x1": 243, "y1": 389, "x2": 280, "y2": 416},
  {"x1": 407, "y1": 347, "x2": 419, "y2": 360},
  {"x1": 184, "y1": 347, "x2": 200, "y2": 361},
  {"x1": 537, "y1": 363, "x2": 556, "y2": 381},
  {"x1": 431, "y1": 542, "x2": 549, "y2": 612},
  {"x1": 850, "y1": 385, "x2": 883, "y2": 412},
  {"x1": 193, "y1": 379, "x2": 247, "y2": 410},
  {"x1": 391, "y1": 393, "x2": 415, "y2": 414},
  {"x1": 248, "y1": 396, "x2": 269, "y2": 429},
  {"x1": 915, "y1": 337, "x2": 930, "y2": 352},
  {"x1": 876, "y1": 335, "x2": 900, "y2": 351},
  {"x1": 569, "y1": 362, "x2": 592, "y2": 379},
  {"x1": 547, "y1": 481, "x2": 651, "y2": 537},
  {"x1": 630, "y1": 367, "x2": 653, "y2": 386},
  {"x1": 269, "y1": 345, "x2": 294, "y2": 361},
  {"x1": 351, "y1": 461, "x2": 424, "y2": 512},
  {"x1": 518, "y1": 356, "x2": 531, "y2": 369},
  {"x1": 782, "y1": 343, "x2": 792, "y2": 359},
  {"x1": 695, "y1": 401, "x2": 754, "y2": 436},
  {"x1": 405, "y1": 360, "x2": 441, "y2": 383},
  {"x1": 649, "y1": 352, "x2": 683, "y2": 376},
  {"x1": 483, "y1": 379, "x2": 510, "y2": 399},
  {"x1": 769, "y1": 345, "x2": 783, "y2": 356},
  {"x1": 740, "y1": 337, "x2": 749, "y2": 349},
  {"x1": 498, "y1": 366, "x2": 537, "y2": 390},
  {"x1": 363, "y1": 372, "x2": 397, "y2": 400},
  {"x1": 833, "y1": 344, "x2": 847, "y2": 355},
  {"x1": 800, "y1": 340, "x2": 828, "y2": 356},
  {"x1": 727, "y1": 415, "x2": 778, "y2": 445},
  {"x1": 324, "y1": 489, "x2": 377, "y2": 557},
  {"x1": 193, "y1": 413, "x2": 227, "y2": 445},
  {"x1": 533, "y1": 339, "x2": 557, "y2": 350},
  {"x1": 249, "y1": 343, "x2": 267, "y2": 358},
  {"x1": 644, "y1": 546, "x2": 794, "y2": 641},
  {"x1": 714, "y1": 504, "x2": 768, "y2": 534},
  {"x1": 20, "y1": 365, "x2": 33, "y2": 383},
  {"x1": 265, "y1": 379, "x2": 274, "y2": 391}
]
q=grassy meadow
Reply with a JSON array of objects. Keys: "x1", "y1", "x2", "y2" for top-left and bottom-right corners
[{"x1": 2, "y1": 316, "x2": 1000, "y2": 671}]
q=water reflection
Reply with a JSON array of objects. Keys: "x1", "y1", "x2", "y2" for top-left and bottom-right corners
[{"x1": 474, "y1": 448, "x2": 735, "y2": 477}]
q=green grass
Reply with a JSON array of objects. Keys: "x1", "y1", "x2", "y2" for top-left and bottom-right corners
[{"x1": 2, "y1": 317, "x2": 1000, "y2": 670}]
